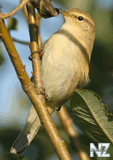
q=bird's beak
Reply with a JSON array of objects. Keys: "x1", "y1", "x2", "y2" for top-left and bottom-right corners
[{"x1": 59, "y1": 9, "x2": 70, "y2": 17}]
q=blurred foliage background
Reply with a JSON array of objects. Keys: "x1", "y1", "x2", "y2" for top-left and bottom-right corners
[{"x1": 0, "y1": 0, "x2": 113, "y2": 160}]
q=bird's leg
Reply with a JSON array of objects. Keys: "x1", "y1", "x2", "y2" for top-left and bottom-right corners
[{"x1": 28, "y1": 48, "x2": 43, "y2": 61}]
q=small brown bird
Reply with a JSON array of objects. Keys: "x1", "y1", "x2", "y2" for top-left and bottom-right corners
[{"x1": 10, "y1": 8, "x2": 96, "y2": 156}]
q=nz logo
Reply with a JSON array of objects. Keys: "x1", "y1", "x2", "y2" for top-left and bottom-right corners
[{"x1": 90, "y1": 143, "x2": 110, "y2": 157}]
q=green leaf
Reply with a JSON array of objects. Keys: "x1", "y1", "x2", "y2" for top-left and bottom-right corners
[
  {"x1": 7, "y1": 17, "x2": 18, "y2": 31},
  {"x1": 70, "y1": 89, "x2": 113, "y2": 144}
]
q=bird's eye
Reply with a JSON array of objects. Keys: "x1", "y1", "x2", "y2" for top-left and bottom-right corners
[{"x1": 78, "y1": 16, "x2": 83, "y2": 21}]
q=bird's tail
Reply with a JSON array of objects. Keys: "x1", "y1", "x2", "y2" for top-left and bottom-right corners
[{"x1": 10, "y1": 104, "x2": 54, "y2": 156}]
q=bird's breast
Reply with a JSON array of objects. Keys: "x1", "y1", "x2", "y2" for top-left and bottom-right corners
[{"x1": 41, "y1": 32, "x2": 89, "y2": 106}]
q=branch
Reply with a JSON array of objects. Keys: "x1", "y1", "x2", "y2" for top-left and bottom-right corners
[
  {"x1": 26, "y1": 3, "x2": 72, "y2": 159},
  {"x1": 27, "y1": 3, "x2": 42, "y2": 89},
  {"x1": 36, "y1": 12, "x2": 42, "y2": 49},
  {"x1": 57, "y1": 106, "x2": 90, "y2": 160},
  {"x1": 0, "y1": 0, "x2": 32, "y2": 20},
  {"x1": 0, "y1": 9, "x2": 72, "y2": 160}
]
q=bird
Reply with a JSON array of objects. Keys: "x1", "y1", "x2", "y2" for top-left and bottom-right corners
[{"x1": 10, "y1": 8, "x2": 96, "y2": 156}]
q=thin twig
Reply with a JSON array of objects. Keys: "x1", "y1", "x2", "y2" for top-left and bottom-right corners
[
  {"x1": 0, "y1": 0, "x2": 32, "y2": 20},
  {"x1": 13, "y1": 37, "x2": 29, "y2": 45},
  {"x1": 57, "y1": 106, "x2": 90, "y2": 160},
  {"x1": 21, "y1": 0, "x2": 29, "y2": 21}
]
